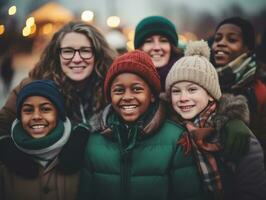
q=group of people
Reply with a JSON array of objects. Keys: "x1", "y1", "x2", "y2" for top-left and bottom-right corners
[{"x1": 0, "y1": 15, "x2": 265, "y2": 200}]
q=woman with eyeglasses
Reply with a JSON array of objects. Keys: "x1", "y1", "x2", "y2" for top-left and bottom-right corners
[
  {"x1": 0, "y1": 21, "x2": 117, "y2": 137},
  {"x1": 0, "y1": 22, "x2": 117, "y2": 180}
]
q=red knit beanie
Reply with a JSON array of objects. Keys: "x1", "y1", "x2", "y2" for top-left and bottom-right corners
[{"x1": 104, "y1": 50, "x2": 161, "y2": 100}]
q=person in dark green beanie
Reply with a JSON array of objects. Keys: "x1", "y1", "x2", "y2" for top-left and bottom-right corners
[
  {"x1": 0, "y1": 80, "x2": 89, "y2": 200},
  {"x1": 134, "y1": 15, "x2": 183, "y2": 91}
]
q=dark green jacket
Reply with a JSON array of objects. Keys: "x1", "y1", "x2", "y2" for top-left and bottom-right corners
[{"x1": 78, "y1": 104, "x2": 212, "y2": 200}]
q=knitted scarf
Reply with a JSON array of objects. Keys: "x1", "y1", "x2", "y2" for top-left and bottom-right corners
[
  {"x1": 11, "y1": 118, "x2": 71, "y2": 166},
  {"x1": 216, "y1": 53, "x2": 257, "y2": 92},
  {"x1": 176, "y1": 102, "x2": 224, "y2": 200}
]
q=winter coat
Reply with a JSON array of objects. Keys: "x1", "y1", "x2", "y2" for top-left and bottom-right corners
[
  {"x1": 78, "y1": 103, "x2": 213, "y2": 200},
  {"x1": 207, "y1": 94, "x2": 266, "y2": 200},
  {"x1": 0, "y1": 118, "x2": 81, "y2": 200},
  {"x1": 0, "y1": 159, "x2": 80, "y2": 200},
  {"x1": 216, "y1": 54, "x2": 266, "y2": 165}
]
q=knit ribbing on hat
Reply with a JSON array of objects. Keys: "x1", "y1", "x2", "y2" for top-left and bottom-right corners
[
  {"x1": 104, "y1": 50, "x2": 161, "y2": 100},
  {"x1": 134, "y1": 16, "x2": 178, "y2": 49},
  {"x1": 16, "y1": 80, "x2": 66, "y2": 121},
  {"x1": 165, "y1": 40, "x2": 222, "y2": 100}
]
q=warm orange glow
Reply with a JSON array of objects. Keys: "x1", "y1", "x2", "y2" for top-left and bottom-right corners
[
  {"x1": 42, "y1": 23, "x2": 53, "y2": 35},
  {"x1": 0, "y1": 25, "x2": 5, "y2": 35},
  {"x1": 126, "y1": 40, "x2": 134, "y2": 51}
]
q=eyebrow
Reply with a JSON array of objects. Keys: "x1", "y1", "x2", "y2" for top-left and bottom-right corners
[
  {"x1": 172, "y1": 82, "x2": 197, "y2": 88},
  {"x1": 22, "y1": 102, "x2": 53, "y2": 107}
]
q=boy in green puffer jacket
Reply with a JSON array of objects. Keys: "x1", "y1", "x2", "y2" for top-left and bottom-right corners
[{"x1": 78, "y1": 50, "x2": 215, "y2": 200}]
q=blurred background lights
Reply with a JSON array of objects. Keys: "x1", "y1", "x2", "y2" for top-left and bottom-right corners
[
  {"x1": 26, "y1": 17, "x2": 35, "y2": 27},
  {"x1": 42, "y1": 23, "x2": 53, "y2": 35},
  {"x1": 8, "y1": 6, "x2": 17, "y2": 15},
  {"x1": 81, "y1": 10, "x2": 94, "y2": 22},
  {"x1": 106, "y1": 16, "x2": 120, "y2": 28},
  {"x1": 22, "y1": 26, "x2": 31, "y2": 37},
  {"x1": 0, "y1": 25, "x2": 5, "y2": 35}
]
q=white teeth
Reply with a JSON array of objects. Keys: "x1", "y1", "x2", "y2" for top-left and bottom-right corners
[
  {"x1": 122, "y1": 105, "x2": 136, "y2": 110},
  {"x1": 32, "y1": 125, "x2": 45, "y2": 129},
  {"x1": 180, "y1": 105, "x2": 193, "y2": 111},
  {"x1": 217, "y1": 51, "x2": 225, "y2": 55},
  {"x1": 152, "y1": 54, "x2": 161, "y2": 58}
]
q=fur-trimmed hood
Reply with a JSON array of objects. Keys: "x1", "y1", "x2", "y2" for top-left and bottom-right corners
[{"x1": 214, "y1": 93, "x2": 249, "y2": 133}]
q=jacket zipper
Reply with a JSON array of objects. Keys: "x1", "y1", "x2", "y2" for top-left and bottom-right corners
[{"x1": 121, "y1": 150, "x2": 130, "y2": 200}]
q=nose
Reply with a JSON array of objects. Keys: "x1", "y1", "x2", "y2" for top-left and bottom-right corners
[
  {"x1": 179, "y1": 91, "x2": 189, "y2": 102},
  {"x1": 32, "y1": 109, "x2": 42, "y2": 120},
  {"x1": 152, "y1": 40, "x2": 162, "y2": 50},
  {"x1": 72, "y1": 51, "x2": 83, "y2": 62},
  {"x1": 215, "y1": 37, "x2": 226, "y2": 47},
  {"x1": 122, "y1": 90, "x2": 134, "y2": 101}
]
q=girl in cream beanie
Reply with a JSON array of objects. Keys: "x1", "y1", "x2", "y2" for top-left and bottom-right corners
[{"x1": 164, "y1": 40, "x2": 266, "y2": 200}]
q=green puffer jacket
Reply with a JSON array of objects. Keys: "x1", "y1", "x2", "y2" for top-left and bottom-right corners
[{"x1": 78, "y1": 103, "x2": 212, "y2": 200}]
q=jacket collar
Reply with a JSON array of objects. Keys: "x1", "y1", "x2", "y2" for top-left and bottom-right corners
[
  {"x1": 214, "y1": 93, "x2": 249, "y2": 133},
  {"x1": 89, "y1": 101, "x2": 166, "y2": 137}
]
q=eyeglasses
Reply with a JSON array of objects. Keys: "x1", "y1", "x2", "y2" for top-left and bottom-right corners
[{"x1": 59, "y1": 47, "x2": 94, "y2": 60}]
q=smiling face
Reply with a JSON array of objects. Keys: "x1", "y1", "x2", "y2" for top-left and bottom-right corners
[
  {"x1": 110, "y1": 73, "x2": 155, "y2": 122},
  {"x1": 212, "y1": 24, "x2": 248, "y2": 67},
  {"x1": 140, "y1": 35, "x2": 171, "y2": 68},
  {"x1": 21, "y1": 96, "x2": 58, "y2": 138},
  {"x1": 171, "y1": 81, "x2": 213, "y2": 120},
  {"x1": 60, "y1": 32, "x2": 95, "y2": 82}
]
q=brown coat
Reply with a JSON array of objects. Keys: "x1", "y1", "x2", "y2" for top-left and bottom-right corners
[{"x1": 0, "y1": 158, "x2": 80, "y2": 200}]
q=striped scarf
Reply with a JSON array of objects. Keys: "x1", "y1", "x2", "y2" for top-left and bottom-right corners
[
  {"x1": 216, "y1": 53, "x2": 256, "y2": 92},
  {"x1": 177, "y1": 102, "x2": 224, "y2": 200}
]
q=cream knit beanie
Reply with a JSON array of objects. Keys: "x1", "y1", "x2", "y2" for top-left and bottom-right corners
[{"x1": 165, "y1": 40, "x2": 221, "y2": 100}]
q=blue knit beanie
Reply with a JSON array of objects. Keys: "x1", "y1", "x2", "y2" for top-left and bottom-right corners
[
  {"x1": 134, "y1": 16, "x2": 178, "y2": 49},
  {"x1": 16, "y1": 80, "x2": 66, "y2": 121}
]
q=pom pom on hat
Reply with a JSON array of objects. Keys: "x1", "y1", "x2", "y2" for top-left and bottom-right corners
[
  {"x1": 185, "y1": 40, "x2": 210, "y2": 59},
  {"x1": 16, "y1": 80, "x2": 66, "y2": 121},
  {"x1": 165, "y1": 40, "x2": 221, "y2": 100}
]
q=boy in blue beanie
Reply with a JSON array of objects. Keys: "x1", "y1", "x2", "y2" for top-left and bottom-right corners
[{"x1": 0, "y1": 80, "x2": 88, "y2": 200}]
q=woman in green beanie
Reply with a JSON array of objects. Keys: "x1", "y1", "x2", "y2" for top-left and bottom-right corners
[{"x1": 134, "y1": 16, "x2": 183, "y2": 91}]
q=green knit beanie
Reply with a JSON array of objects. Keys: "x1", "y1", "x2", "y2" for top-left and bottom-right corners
[{"x1": 134, "y1": 16, "x2": 178, "y2": 49}]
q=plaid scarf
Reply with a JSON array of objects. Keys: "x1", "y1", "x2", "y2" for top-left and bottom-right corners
[
  {"x1": 177, "y1": 102, "x2": 224, "y2": 200},
  {"x1": 216, "y1": 53, "x2": 256, "y2": 92}
]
